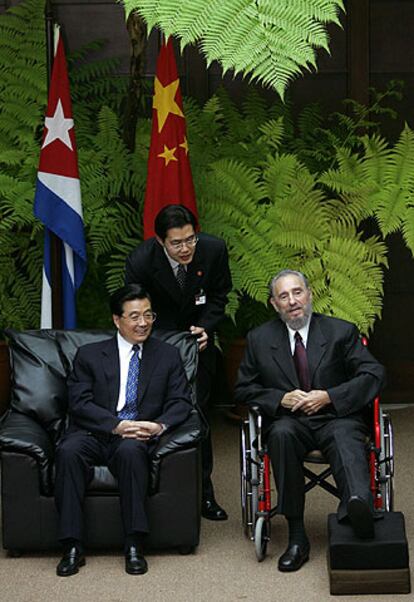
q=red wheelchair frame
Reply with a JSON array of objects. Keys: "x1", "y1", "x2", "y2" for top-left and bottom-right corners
[{"x1": 240, "y1": 397, "x2": 394, "y2": 561}]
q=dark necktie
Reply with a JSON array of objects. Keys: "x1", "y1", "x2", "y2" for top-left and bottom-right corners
[
  {"x1": 176, "y1": 264, "x2": 186, "y2": 289},
  {"x1": 118, "y1": 344, "x2": 140, "y2": 420},
  {"x1": 293, "y1": 332, "x2": 311, "y2": 392}
]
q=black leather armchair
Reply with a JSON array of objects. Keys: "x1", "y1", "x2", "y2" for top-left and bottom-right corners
[{"x1": 0, "y1": 329, "x2": 202, "y2": 555}]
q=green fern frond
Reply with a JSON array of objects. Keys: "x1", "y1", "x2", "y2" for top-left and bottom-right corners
[
  {"x1": 319, "y1": 150, "x2": 365, "y2": 193},
  {"x1": 324, "y1": 192, "x2": 375, "y2": 226},
  {"x1": 209, "y1": 159, "x2": 266, "y2": 210},
  {"x1": 401, "y1": 207, "x2": 414, "y2": 257},
  {"x1": 123, "y1": 0, "x2": 344, "y2": 98},
  {"x1": 257, "y1": 118, "x2": 285, "y2": 151},
  {"x1": 297, "y1": 103, "x2": 323, "y2": 138},
  {"x1": 362, "y1": 236, "x2": 388, "y2": 268},
  {"x1": 384, "y1": 124, "x2": 414, "y2": 189},
  {"x1": 373, "y1": 184, "x2": 408, "y2": 235},
  {"x1": 241, "y1": 88, "x2": 268, "y2": 124},
  {"x1": 361, "y1": 134, "x2": 389, "y2": 186},
  {"x1": 321, "y1": 235, "x2": 384, "y2": 326},
  {"x1": 263, "y1": 153, "x2": 301, "y2": 201}
]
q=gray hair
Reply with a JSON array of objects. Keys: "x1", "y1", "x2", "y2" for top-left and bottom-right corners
[{"x1": 268, "y1": 269, "x2": 310, "y2": 298}]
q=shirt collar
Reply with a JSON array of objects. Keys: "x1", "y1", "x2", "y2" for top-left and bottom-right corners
[
  {"x1": 286, "y1": 317, "x2": 311, "y2": 350},
  {"x1": 117, "y1": 332, "x2": 142, "y2": 358},
  {"x1": 163, "y1": 246, "x2": 186, "y2": 272}
]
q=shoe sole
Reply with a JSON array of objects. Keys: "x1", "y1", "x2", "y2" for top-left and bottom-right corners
[
  {"x1": 125, "y1": 566, "x2": 148, "y2": 575},
  {"x1": 347, "y1": 498, "x2": 375, "y2": 539},
  {"x1": 201, "y1": 514, "x2": 228, "y2": 521},
  {"x1": 56, "y1": 557, "x2": 86, "y2": 577}
]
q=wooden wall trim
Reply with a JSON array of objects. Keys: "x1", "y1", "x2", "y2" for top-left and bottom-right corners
[{"x1": 347, "y1": 0, "x2": 370, "y2": 105}]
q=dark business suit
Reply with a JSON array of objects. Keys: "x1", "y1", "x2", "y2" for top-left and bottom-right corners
[
  {"x1": 125, "y1": 234, "x2": 232, "y2": 498},
  {"x1": 234, "y1": 313, "x2": 385, "y2": 519},
  {"x1": 55, "y1": 335, "x2": 192, "y2": 543}
]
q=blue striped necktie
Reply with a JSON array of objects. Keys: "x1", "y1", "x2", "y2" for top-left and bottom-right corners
[{"x1": 118, "y1": 344, "x2": 140, "y2": 420}]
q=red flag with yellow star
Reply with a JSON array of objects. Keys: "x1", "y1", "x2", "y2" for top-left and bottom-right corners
[{"x1": 143, "y1": 37, "x2": 198, "y2": 239}]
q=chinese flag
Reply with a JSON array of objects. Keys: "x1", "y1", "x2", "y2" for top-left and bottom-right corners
[{"x1": 143, "y1": 37, "x2": 198, "y2": 239}]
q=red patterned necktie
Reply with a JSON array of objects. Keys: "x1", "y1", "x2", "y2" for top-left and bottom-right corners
[{"x1": 293, "y1": 332, "x2": 311, "y2": 392}]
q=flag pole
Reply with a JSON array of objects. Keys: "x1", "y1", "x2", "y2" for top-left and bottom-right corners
[{"x1": 44, "y1": 0, "x2": 63, "y2": 328}]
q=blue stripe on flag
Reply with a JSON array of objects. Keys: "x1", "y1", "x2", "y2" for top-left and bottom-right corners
[{"x1": 34, "y1": 178, "x2": 87, "y2": 269}]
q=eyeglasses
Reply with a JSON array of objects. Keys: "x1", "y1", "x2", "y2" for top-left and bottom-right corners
[
  {"x1": 166, "y1": 235, "x2": 198, "y2": 251},
  {"x1": 121, "y1": 311, "x2": 157, "y2": 323}
]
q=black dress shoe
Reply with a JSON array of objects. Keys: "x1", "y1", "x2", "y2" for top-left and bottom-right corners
[
  {"x1": 201, "y1": 499, "x2": 228, "y2": 521},
  {"x1": 347, "y1": 495, "x2": 375, "y2": 539},
  {"x1": 125, "y1": 545, "x2": 148, "y2": 575},
  {"x1": 278, "y1": 543, "x2": 310, "y2": 572},
  {"x1": 56, "y1": 547, "x2": 85, "y2": 577}
]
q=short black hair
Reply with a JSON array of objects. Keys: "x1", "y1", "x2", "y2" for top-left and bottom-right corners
[
  {"x1": 154, "y1": 204, "x2": 198, "y2": 241},
  {"x1": 110, "y1": 284, "x2": 151, "y2": 316}
]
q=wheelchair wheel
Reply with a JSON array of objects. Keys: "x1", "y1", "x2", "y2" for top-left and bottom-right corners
[
  {"x1": 379, "y1": 412, "x2": 394, "y2": 511},
  {"x1": 254, "y1": 516, "x2": 270, "y2": 562}
]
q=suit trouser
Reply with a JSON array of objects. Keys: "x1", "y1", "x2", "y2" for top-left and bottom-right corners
[
  {"x1": 196, "y1": 345, "x2": 216, "y2": 500},
  {"x1": 266, "y1": 413, "x2": 372, "y2": 520},
  {"x1": 55, "y1": 432, "x2": 150, "y2": 543}
]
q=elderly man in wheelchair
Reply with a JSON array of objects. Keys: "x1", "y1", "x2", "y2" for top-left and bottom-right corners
[{"x1": 235, "y1": 269, "x2": 386, "y2": 573}]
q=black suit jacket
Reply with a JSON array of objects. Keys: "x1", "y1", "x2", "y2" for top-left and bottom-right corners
[
  {"x1": 66, "y1": 335, "x2": 192, "y2": 435},
  {"x1": 235, "y1": 313, "x2": 385, "y2": 419},
  {"x1": 125, "y1": 233, "x2": 232, "y2": 335}
]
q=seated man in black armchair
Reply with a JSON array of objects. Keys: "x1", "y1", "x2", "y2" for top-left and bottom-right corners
[
  {"x1": 55, "y1": 284, "x2": 192, "y2": 576},
  {"x1": 235, "y1": 270, "x2": 385, "y2": 572}
]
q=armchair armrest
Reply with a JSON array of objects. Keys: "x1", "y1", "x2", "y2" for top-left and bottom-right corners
[
  {"x1": 0, "y1": 411, "x2": 54, "y2": 495},
  {"x1": 150, "y1": 409, "x2": 203, "y2": 493}
]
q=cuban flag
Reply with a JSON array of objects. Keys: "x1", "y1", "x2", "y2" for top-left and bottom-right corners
[{"x1": 34, "y1": 28, "x2": 86, "y2": 328}]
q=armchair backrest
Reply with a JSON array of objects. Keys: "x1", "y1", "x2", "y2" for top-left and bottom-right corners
[{"x1": 3, "y1": 329, "x2": 67, "y2": 441}]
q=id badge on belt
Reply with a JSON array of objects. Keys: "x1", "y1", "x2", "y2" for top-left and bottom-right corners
[{"x1": 195, "y1": 289, "x2": 206, "y2": 305}]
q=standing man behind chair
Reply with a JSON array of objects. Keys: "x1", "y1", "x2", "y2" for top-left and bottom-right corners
[
  {"x1": 55, "y1": 284, "x2": 192, "y2": 576},
  {"x1": 235, "y1": 270, "x2": 385, "y2": 572},
  {"x1": 125, "y1": 204, "x2": 232, "y2": 520}
]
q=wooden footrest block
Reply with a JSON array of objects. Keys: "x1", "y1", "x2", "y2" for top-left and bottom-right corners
[
  {"x1": 329, "y1": 565, "x2": 411, "y2": 595},
  {"x1": 328, "y1": 512, "x2": 411, "y2": 595}
]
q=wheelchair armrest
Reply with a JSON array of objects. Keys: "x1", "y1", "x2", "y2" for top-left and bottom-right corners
[
  {"x1": 249, "y1": 405, "x2": 261, "y2": 418},
  {"x1": 149, "y1": 409, "x2": 203, "y2": 493},
  {"x1": 0, "y1": 410, "x2": 54, "y2": 494}
]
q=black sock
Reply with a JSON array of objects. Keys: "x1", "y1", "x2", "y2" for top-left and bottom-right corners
[
  {"x1": 61, "y1": 538, "x2": 83, "y2": 553},
  {"x1": 287, "y1": 516, "x2": 309, "y2": 547},
  {"x1": 124, "y1": 532, "x2": 145, "y2": 552}
]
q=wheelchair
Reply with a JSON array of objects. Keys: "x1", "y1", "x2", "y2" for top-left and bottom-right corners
[{"x1": 240, "y1": 396, "x2": 394, "y2": 561}]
